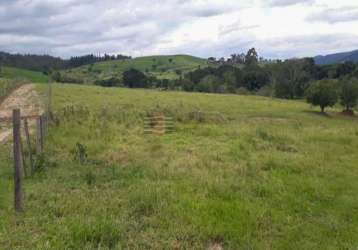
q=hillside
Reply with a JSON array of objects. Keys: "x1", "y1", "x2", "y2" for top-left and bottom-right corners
[
  {"x1": 314, "y1": 49, "x2": 358, "y2": 65},
  {"x1": 0, "y1": 66, "x2": 49, "y2": 83},
  {"x1": 60, "y1": 55, "x2": 208, "y2": 83},
  {"x1": 1, "y1": 84, "x2": 357, "y2": 249}
]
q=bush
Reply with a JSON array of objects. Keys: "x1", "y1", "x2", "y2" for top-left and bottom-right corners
[{"x1": 305, "y1": 79, "x2": 338, "y2": 113}]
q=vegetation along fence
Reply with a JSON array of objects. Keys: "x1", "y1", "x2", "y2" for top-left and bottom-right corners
[
  {"x1": 0, "y1": 78, "x2": 29, "y2": 104},
  {"x1": 1, "y1": 110, "x2": 49, "y2": 212},
  {"x1": 0, "y1": 81, "x2": 52, "y2": 212}
]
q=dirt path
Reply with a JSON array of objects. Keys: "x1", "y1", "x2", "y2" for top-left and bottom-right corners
[{"x1": 0, "y1": 84, "x2": 43, "y2": 144}]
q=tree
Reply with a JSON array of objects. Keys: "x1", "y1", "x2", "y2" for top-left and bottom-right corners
[
  {"x1": 340, "y1": 78, "x2": 358, "y2": 112},
  {"x1": 305, "y1": 79, "x2": 338, "y2": 113},
  {"x1": 272, "y1": 59, "x2": 313, "y2": 99},
  {"x1": 122, "y1": 69, "x2": 148, "y2": 88},
  {"x1": 245, "y1": 48, "x2": 258, "y2": 66}
]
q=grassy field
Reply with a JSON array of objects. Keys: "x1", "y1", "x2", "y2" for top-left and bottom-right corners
[
  {"x1": 0, "y1": 67, "x2": 49, "y2": 83},
  {"x1": 61, "y1": 55, "x2": 207, "y2": 83},
  {"x1": 1, "y1": 84, "x2": 358, "y2": 249}
]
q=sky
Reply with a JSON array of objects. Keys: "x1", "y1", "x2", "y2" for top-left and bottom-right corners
[{"x1": 0, "y1": 0, "x2": 358, "y2": 59}]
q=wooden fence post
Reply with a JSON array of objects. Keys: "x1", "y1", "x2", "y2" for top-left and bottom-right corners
[
  {"x1": 20, "y1": 135, "x2": 27, "y2": 178},
  {"x1": 24, "y1": 118, "x2": 34, "y2": 175},
  {"x1": 13, "y1": 109, "x2": 23, "y2": 212},
  {"x1": 36, "y1": 116, "x2": 43, "y2": 154}
]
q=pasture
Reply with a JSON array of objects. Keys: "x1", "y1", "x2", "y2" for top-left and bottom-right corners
[
  {"x1": 61, "y1": 55, "x2": 207, "y2": 83},
  {"x1": 0, "y1": 83, "x2": 357, "y2": 249},
  {"x1": 0, "y1": 67, "x2": 49, "y2": 83}
]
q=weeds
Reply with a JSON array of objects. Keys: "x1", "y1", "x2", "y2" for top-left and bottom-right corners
[{"x1": 72, "y1": 142, "x2": 88, "y2": 164}]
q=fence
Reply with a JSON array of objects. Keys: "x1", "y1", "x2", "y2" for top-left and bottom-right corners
[
  {"x1": 1, "y1": 110, "x2": 49, "y2": 212},
  {"x1": 0, "y1": 80, "x2": 52, "y2": 212},
  {"x1": 144, "y1": 113, "x2": 174, "y2": 135}
]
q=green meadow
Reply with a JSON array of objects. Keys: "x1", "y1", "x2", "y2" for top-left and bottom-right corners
[
  {"x1": 1, "y1": 83, "x2": 358, "y2": 249},
  {"x1": 0, "y1": 67, "x2": 49, "y2": 83}
]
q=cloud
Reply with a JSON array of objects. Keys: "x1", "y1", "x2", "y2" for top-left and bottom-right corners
[
  {"x1": 265, "y1": 0, "x2": 315, "y2": 7},
  {"x1": 0, "y1": 0, "x2": 357, "y2": 59},
  {"x1": 0, "y1": 0, "x2": 246, "y2": 57},
  {"x1": 307, "y1": 6, "x2": 358, "y2": 23}
]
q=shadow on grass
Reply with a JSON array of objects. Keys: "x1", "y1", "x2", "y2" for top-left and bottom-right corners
[{"x1": 303, "y1": 110, "x2": 332, "y2": 118}]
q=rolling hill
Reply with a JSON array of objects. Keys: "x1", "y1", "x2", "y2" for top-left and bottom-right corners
[
  {"x1": 60, "y1": 55, "x2": 208, "y2": 83},
  {"x1": 314, "y1": 49, "x2": 358, "y2": 65},
  {"x1": 0, "y1": 66, "x2": 49, "y2": 83}
]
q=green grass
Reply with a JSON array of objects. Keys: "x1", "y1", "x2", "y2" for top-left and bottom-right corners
[
  {"x1": 61, "y1": 55, "x2": 207, "y2": 83},
  {"x1": 0, "y1": 67, "x2": 49, "y2": 83},
  {"x1": 1, "y1": 84, "x2": 358, "y2": 249}
]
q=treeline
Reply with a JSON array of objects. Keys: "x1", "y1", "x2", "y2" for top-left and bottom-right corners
[
  {"x1": 68, "y1": 54, "x2": 131, "y2": 68},
  {"x1": 94, "y1": 48, "x2": 358, "y2": 102},
  {"x1": 0, "y1": 51, "x2": 66, "y2": 72},
  {"x1": 0, "y1": 51, "x2": 131, "y2": 73}
]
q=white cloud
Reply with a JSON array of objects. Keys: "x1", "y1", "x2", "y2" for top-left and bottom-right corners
[{"x1": 0, "y1": 0, "x2": 357, "y2": 59}]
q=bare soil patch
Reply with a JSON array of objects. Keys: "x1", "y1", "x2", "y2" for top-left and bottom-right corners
[{"x1": 0, "y1": 84, "x2": 43, "y2": 143}]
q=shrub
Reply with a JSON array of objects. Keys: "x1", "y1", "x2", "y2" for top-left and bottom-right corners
[{"x1": 305, "y1": 79, "x2": 338, "y2": 113}]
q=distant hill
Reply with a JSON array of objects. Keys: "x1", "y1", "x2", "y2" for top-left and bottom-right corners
[
  {"x1": 0, "y1": 66, "x2": 49, "y2": 83},
  {"x1": 0, "y1": 51, "x2": 132, "y2": 72},
  {"x1": 0, "y1": 51, "x2": 66, "y2": 72},
  {"x1": 60, "y1": 55, "x2": 208, "y2": 83},
  {"x1": 314, "y1": 49, "x2": 358, "y2": 65}
]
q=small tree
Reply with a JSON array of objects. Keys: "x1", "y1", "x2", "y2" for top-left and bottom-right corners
[
  {"x1": 245, "y1": 48, "x2": 258, "y2": 66},
  {"x1": 305, "y1": 79, "x2": 338, "y2": 113},
  {"x1": 340, "y1": 78, "x2": 358, "y2": 112}
]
